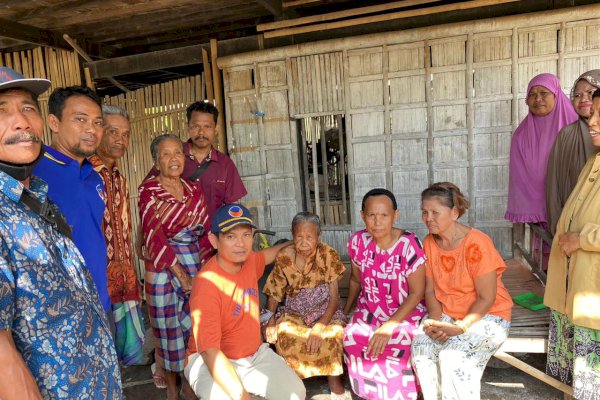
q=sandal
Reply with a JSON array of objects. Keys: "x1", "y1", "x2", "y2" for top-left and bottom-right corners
[{"x1": 151, "y1": 362, "x2": 167, "y2": 389}]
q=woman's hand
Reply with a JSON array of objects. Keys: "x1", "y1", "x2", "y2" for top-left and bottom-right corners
[
  {"x1": 558, "y1": 232, "x2": 581, "y2": 256},
  {"x1": 179, "y1": 274, "x2": 193, "y2": 294},
  {"x1": 306, "y1": 323, "x2": 325, "y2": 354},
  {"x1": 366, "y1": 320, "x2": 398, "y2": 359},
  {"x1": 425, "y1": 320, "x2": 464, "y2": 342},
  {"x1": 265, "y1": 318, "x2": 278, "y2": 344}
]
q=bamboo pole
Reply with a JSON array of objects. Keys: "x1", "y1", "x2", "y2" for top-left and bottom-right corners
[
  {"x1": 62, "y1": 34, "x2": 129, "y2": 93},
  {"x1": 84, "y1": 67, "x2": 96, "y2": 90},
  {"x1": 260, "y1": 0, "x2": 441, "y2": 32},
  {"x1": 263, "y1": 0, "x2": 521, "y2": 39},
  {"x1": 211, "y1": 39, "x2": 226, "y2": 152}
]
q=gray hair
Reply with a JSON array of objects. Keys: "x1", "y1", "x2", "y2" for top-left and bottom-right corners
[
  {"x1": 102, "y1": 104, "x2": 129, "y2": 120},
  {"x1": 291, "y1": 212, "x2": 321, "y2": 234},
  {"x1": 150, "y1": 134, "x2": 183, "y2": 162}
]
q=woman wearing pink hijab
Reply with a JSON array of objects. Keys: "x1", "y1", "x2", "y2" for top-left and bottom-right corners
[{"x1": 506, "y1": 73, "x2": 578, "y2": 225}]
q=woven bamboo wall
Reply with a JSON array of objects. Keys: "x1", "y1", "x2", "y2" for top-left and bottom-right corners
[
  {"x1": 0, "y1": 47, "x2": 82, "y2": 143},
  {"x1": 221, "y1": 8, "x2": 600, "y2": 258},
  {"x1": 104, "y1": 75, "x2": 205, "y2": 276}
]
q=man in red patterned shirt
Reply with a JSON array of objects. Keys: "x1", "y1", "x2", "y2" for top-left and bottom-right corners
[{"x1": 89, "y1": 104, "x2": 145, "y2": 366}]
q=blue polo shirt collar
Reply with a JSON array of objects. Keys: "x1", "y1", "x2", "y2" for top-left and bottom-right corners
[{"x1": 43, "y1": 145, "x2": 95, "y2": 178}]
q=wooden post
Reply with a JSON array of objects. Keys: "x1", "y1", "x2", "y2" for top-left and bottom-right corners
[
  {"x1": 319, "y1": 118, "x2": 332, "y2": 224},
  {"x1": 201, "y1": 48, "x2": 214, "y2": 103},
  {"x1": 84, "y1": 67, "x2": 96, "y2": 91},
  {"x1": 336, "y1": 114, "x2": 348, "y2": 224},
  {"x1": 211, "y1": 39, "x2": 226, "y2": 153}
]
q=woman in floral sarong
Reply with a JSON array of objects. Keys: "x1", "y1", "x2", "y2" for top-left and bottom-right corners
[
  {"x1": 139, "y1": 134, "x2": 210, "y2": 400},
  {"x1": 343, "y1": 188, "x2": 427, "y2": 400},
  {"x1": 263, "y1": 212, "x2": 349, "y2": 399}
]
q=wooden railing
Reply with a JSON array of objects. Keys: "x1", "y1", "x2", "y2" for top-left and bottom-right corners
[{"x1": 512, "y1": 223, "x2": 553, "y2": 284}]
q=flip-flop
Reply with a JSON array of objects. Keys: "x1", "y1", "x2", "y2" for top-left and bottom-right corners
[{"x1": 151, "y1": 362, "x2": 167, "y2": 390}]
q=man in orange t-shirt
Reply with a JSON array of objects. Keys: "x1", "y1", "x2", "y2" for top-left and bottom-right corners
[{"x1": 184, "y1": 204, "x2": 306, "y2": 400}]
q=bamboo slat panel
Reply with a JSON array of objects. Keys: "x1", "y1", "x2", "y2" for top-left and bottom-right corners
[
  {"x1": 290, "y1": 52, "x2": 344, "y2": 116},
  {"x1": 104, "y1": 75, "x2": 205, "y2": 277},
  {"x1": 0, "y1": 47, "x2": 82, "y2": 144}
]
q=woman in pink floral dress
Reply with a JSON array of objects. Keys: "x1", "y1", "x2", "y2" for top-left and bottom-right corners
[{"x1": 343, "y1": 188, "x2": 427, "y2": 400}]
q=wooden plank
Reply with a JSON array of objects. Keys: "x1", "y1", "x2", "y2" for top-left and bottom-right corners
[
  {"x1": 0, "y1": 18, "x2": 70, "y2": 50},
  {"x1": 259, "y1": 0, "x2": 442, "y2": 32},
  {"x1": 263, "y1": 0, "x2": 522, "y2": 39},
  {"x1": 202, "y1": 48, "x2": 214, "y2": 102},
  {"x1": 84, "y1": 67, "x2": 96, "y2": 91},
  {"x1": 255, "y1": 0, "x2": 283, "y2": 17},
  {"x1": 283, "y1": 0, "x2": 321, "y2": 7},
  {"x1": 211, "y1": 39, "x2": 227, "y2": 152}
]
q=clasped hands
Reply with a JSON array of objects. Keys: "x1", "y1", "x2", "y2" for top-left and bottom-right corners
[{"x1": 423, "y1": 319, "x2": 464, "y2": 342}]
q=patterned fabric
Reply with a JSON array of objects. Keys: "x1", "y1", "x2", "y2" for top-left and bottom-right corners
[
  {"x1": 0, "y1": 171, "x2": 122, "y2": 399},
  {"x1": 89, "y1": 155, "x2": 140, "y2": 303},
  {"x1": 411, "y1": 314, "x2": 510, "y2": 400},
  {"x1": 113, "y1": 300, "x2": 145, "y2": 367},
  {"x1": 263, "y1": 243, "x2": 346, "y2": 379},
  {"x1": 344, "y1": 230, "x2": 427, "y2": 400},
  {"x1": 547, "y1": 311, "x2": 600, "y2": 400},
  {"x1": 145, "y1": 225, "x2": 205, "y2": 372},
  {"x1": 138, "y1": 177, "x2": 211, "y2": 272}
]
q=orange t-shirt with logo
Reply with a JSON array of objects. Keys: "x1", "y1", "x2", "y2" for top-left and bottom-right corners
[
  {"x1": 424, "y1": 228, "x2": 512, "y2": 321},
  {"x1": 187, "y1": 251, "x2": 265, "y2": 360}
]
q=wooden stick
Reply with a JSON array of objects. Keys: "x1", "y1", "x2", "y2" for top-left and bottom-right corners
[
  {"x1": 201, "y1": 47, "x2": 214, "y2": 102},
  {"x1": 283, "y1": 0, "x2": 321, "y2": 8},
  {"x1": 494, "y1": 351, "x2": 574, "y2": 394},
  {"x1": 264, "y1": 0, "x2": 521, "y2": 38},
  {"x1": 62, "y1": 34, "x2": 129, "y2": 92},
  {"x1": 260, "y1": 0, "x2": 441, "y2": 31},
  {"x1": 211, "y1": 39, "x2": 226, "y2": 152}
]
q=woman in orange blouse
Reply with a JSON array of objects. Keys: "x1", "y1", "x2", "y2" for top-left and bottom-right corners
[{"x1": 411, "y1": 182, "x2": 513, "y2": 400}]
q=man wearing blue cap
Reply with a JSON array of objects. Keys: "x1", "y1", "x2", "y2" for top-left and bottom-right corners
[
  {"x1": 0, "y1": 67, "x2": 121, "y2": 399},
  {"x1": 185, "y1": 204, "x2": 306, "y2": 400}
]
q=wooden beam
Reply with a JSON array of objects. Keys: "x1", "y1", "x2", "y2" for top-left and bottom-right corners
[
  {"x1": 255, "y1": 0, "x2": 284, "y2": 17},
  {"x1": 87, "y1": 44, "x2": 206, "y2": 79},
  {"x1": 283, "y1": 0, "x2": 321, "y2": 8},
  {"x1": 62, "y1": 34, "x2": 129, "y2": 93},
  {"x1": 259, "y1": 0, "x2": 441, "y2": 31},
  {"x1": 201, "y1": 48, "x2": 214, "y2": 102},
  {"x1": 0, "y1": 18, "x2": 70, "y2": 50},
  {"x1": 262, "y1": 0, "x2": 522, "y2": 38},
  {"x1": 210, "y1": 39, "x2": 226, "y2": 153}
]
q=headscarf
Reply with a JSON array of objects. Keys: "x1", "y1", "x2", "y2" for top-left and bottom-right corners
[
  {"x1": 546, "y1": 70, "x2": 600, "y2": 234},
  {"x1": 505, "y1": 73, "x2": 579, "y2": 224}
]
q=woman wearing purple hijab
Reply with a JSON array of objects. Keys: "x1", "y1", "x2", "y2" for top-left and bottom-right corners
[{"x1": 505, "y1": 73, "x2": 579, "y2": 225}]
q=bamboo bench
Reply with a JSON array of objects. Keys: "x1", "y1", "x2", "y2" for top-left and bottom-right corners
[{"x1": 493, "y1": 258, "x2": 574, "y2": 398}]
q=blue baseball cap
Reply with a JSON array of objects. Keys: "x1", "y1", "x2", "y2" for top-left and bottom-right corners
[
  {"x1": 211, "y1": 203, "x2": 257, "y2": 234},
  {"x1": 0, "y1": 66, "x2": 51, "y2": 96}
]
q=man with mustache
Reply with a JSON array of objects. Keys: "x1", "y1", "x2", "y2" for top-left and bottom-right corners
[
  {"x1": 33, "y1": 86, "x2": 111, "y2": 313},
  {"x1": 0, "y1": 67, "x2": 122, "y2": 399},
  {"x1": 89, "y1": 104, "x2": 145, "y2": 366}
]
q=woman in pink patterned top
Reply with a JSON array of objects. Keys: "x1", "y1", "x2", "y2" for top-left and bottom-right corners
[{"x1": 343, "y1": 188, "x2": 427, "y2": 400}]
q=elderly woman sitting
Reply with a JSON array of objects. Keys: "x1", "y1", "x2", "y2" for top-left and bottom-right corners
[
  {"x1": 138, "y1": 134, "x2": 210, "y2": 400},
  {"x1": 263, "y1": 212, "x2": 348, "y2": 399},
  {"x1": 412, "y1": 182, "x2": 513, "y2": 400}
]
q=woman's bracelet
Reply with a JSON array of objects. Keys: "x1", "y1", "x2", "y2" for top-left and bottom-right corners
[{"x1": 454, "y1": 320, "x2": 470, "y2": 333}]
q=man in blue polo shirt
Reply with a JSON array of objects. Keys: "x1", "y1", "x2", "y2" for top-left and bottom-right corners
[{"x1": 33, "y1": 86, "x2": 110, "y2": 312}]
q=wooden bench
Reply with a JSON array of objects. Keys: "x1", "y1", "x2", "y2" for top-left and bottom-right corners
[{"x1": 493, "y1": 258, "x2": 574, "y2": 398}]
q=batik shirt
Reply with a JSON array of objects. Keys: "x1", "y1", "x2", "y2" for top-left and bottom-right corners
[{"x1": 0, "y1": 171, "x2": 122, "y2": 399}]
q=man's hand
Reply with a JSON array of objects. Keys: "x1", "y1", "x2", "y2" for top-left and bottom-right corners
[
  {"x1": 306, "y1": 323, "x2": 325, "y2": 354},
  {"x1": 366, "y1": 320, "x2": 398, "y2": 359}
]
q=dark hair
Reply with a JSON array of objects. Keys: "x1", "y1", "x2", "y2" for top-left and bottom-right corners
[
  {"x1": 421, "y1": 182, "x2": 470, "y2": 217},
  {"x1": 186, "y1": 101, "x2": 218, "y2": 124},
  {"x1": 361, "y1": 188, "x2": 398, "y2": 211},
  {"x1": 150, "y1": 134, "x2": 183, "y2": 162},
  {"x1": 593, "y1": 89, "x2": 600, "y2": 100},
  {"x1": 48, "y1": 86, "x2": 101, "y2": 119},
  {"x1": 291, "y1": 212, "x2": 321, "y2": 234}
]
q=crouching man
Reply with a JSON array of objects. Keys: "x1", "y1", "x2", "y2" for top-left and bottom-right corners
[{"x1": 185, "y1": 204, "x2": 306, "y2": 400}]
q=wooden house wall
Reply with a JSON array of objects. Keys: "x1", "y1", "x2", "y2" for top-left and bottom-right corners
[
  {"x1": 221, "y1": 7, "x2": 600, "y2": 259},
  {"x1": 0, "y1": 47, "x2": 82, "y2": 143}
]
